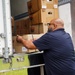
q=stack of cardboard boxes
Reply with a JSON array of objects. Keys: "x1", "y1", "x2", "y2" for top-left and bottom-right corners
[
  {"x1": 14, "y1": 18, "x2": 45, "y2": 35},
  {"x1": 27, "y1": 0, "x2": 59, "y2": 24}
]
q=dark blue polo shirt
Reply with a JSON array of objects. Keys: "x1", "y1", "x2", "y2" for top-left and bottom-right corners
[{"x1": 33, "y1": 28, "x2": 75, "y2": 75}]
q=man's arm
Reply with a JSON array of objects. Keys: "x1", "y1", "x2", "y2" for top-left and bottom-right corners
[{"x1": 16, "y1": 35, "x2": 37, "y2": 49}]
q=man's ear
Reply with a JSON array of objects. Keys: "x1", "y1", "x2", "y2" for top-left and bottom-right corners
[{"x1": 54, "y1": 24, "x2": 57, "y2": 29}]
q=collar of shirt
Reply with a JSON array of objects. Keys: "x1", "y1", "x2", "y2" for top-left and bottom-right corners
[{"x1": 53, "y1": 28, "x2": 64, "y2": 32}]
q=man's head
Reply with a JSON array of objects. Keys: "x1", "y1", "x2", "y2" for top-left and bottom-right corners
[{"x1": 48, "y1": 18, "x2": 64, "y2": 32}]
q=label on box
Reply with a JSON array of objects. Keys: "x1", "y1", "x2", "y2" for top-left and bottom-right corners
[
  {"x1": 42, "y1": 5, "x2": 47, "y2": 9},
  {"x1": 22, "y1": 47, "x2": 27, "y2": 52},
  {"x1": 54, "y1": 4, "x2": 58, "y2": 8}
]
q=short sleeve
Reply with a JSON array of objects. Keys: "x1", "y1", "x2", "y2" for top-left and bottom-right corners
[{"x1": 33, "y1": 33, "x2": 52, "y2": 51}]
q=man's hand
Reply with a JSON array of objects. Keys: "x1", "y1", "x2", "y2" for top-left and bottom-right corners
[
  {"x1": 16, "y1": 35, "x2": 37, "y2": 49},
  {"x1": 16, "y1": 35, "x2": 23, "y2": 43}
]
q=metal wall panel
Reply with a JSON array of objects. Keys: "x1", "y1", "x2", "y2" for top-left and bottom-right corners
[{"x1": 0, "y1": 0, "x2": 13, "y2": 57}]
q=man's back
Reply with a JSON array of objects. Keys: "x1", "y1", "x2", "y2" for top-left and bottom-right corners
[
  {"x1": 33, "y1": 28, "x2": 75, "y2": 75},
  {"x1": 46, "y1": 28, "x2": 74, "y2": 59}
]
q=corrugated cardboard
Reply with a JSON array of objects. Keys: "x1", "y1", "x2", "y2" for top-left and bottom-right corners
[
  {"x1": 29, "y1": 9, "x2": 46, "y2": 25},
  {"x1": 29, "y1": 23, "x2": 48, "y2": 34},
  {"x1": 29, "y1": 8, "x2": 59, "y2": 24},
  {"x1": 12, "y1": 34, "x2": 43, "y2": 53},
  {"x1": 46, "y1": 9, "x2": 54, "y2": 23},
  {"x1": 27, "y1": 0, "x2": 46, "y2": 14},
  {"x1": 53, "y1": 0, "x2": 58, "y2": 4},
  {"x1": 27, "y1": 0, "x2": 58, "y2": 14},
  {"x1": 14, "y1": 18, "x2": 48, "y2": 35}
]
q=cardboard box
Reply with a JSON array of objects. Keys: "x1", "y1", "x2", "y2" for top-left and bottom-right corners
[
  {"x1": 30, "y1": 23, "x2": 48, "y2": 34},
  {"x1": 15, "y1": 19, "x2": 31, "y2": 35},
  {"x1": 27, "y1": 0, "x2": 58, "y2": 14},
  {"x1": 15, "y1": 19, "x2": 48, "y2": 34},
  {"x1": 27, "y1": 0, "x2": 46, "y2": 14},
  {"x1": 12, "y1": 34, "x2": 43, "y2": 53},
  {"x1": 29, "y1": 8, "x2": 59, "y2": 25},
  {"x1": 46, "y1": 0, "x2": 58, "y2": 9},
  {"x1": 54, "y1": 0, "x2": 58, "y2": 4},
  {"x1": 46, "y1": 8, "x2": 59, "y2": 23},
  {"x1": 29, "y1": 9, "x2": 46, "y2": 25},
  {"x1": 30, "y1": 25, "x2": 43, "y2": 34}
]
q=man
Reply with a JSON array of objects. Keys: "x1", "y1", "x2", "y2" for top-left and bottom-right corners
[{"x1": 16, "y1": 18, "x2": 75, "y2": 75}]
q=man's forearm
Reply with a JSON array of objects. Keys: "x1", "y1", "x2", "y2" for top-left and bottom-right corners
[{"x1": 21, "y1": 38, "x2": 37, "y2": 49}]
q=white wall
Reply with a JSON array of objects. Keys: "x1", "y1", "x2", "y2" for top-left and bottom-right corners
[
  {"x1": 10, "y1": 0, "x2": 30, "y2": 16},
  {"x1": 59, "y1": 3, "x2": 72, "y2": 37},
  {"x1": 59, "y1": 2, "x2": 75, "y2": 48}
]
